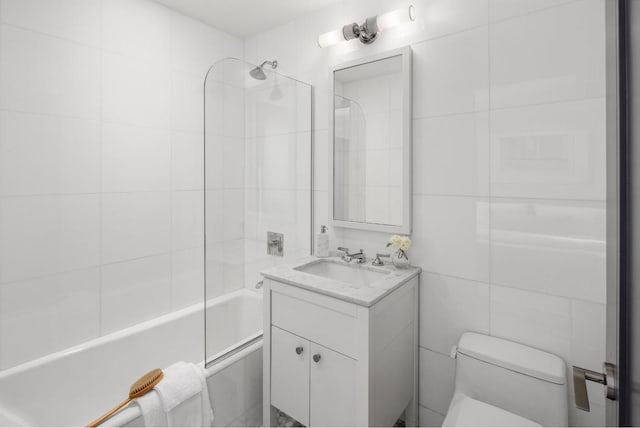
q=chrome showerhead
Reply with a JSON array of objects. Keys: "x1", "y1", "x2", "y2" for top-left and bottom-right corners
[{"x1": 249, "y1": 60, "x2": 278, "y2": 80}]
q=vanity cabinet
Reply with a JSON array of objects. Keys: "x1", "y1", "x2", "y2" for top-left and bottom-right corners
[
  {"x1": 271, "y1": 326, "x2": 356, "y2": 427},
  {"x1": 262, "y1": 273, "x2": 419, "y2": 427}
]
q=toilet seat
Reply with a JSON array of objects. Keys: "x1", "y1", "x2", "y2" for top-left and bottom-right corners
[{"x1": 442, "y1": 393, "x2": 541, "y2": 427}]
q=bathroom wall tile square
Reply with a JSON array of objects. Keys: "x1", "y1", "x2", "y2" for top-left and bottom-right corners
[
  {"x1": 419, "y1": 348, "x2": 455, "y2": 414},
  {"x1": 1, "y1": 0, "x2": 100, "y2": 47},
  {"x1": 171, "y1": 71, "x2": 205, "y2": 133},
  {"x1": 102, "y1": 123, "x2": 171, "y2": 192},
  {"x1": 313, "y1": 129, "x2": 329, "y2": 192},
  {"x1": 412, "y1": 195, "x2": 490, "y2": 283},
  {"x1": 171, "y1": 190, "x2": 204, "y2": 251},
  {"x1": 0, "y1": 111, "x2": 100, "y2": 196},
  {"x1": 419, "y1": 405, "x2": 445, "y2": 428},
  {"x1": 489, "y1": 0, "x2": 573, "y2": 22},
  {"x1": 420, "y1": 272, "x2": 490, "y2": 355},
  {"x1": 102, "y1": 0, "x2": 170, "y2": 64},
  {"x1": 489, "y1": 0, "x2": 575, "y2": 22},
  {"x1": 295, "y1": 132, "x2": 312, "y2": 191},
  {"x1": 223, "y1": 136, "x2": 245, "y2": 189},
  {"x1": 170, "y1": 11, "x2": 224, "y2": 77},
  {"x1": 221, "y1": 189, "x2": 245, "y2": 241},
  {"x1": 0, "y1": 25, "x2": 100, "y2": 119},
  {"x1": 413, "y1": 112, "x2": 489, "y2": 196},
  {"x1": 218, "y1": 239, "x2": 245, "y2": 292},
  {"x1": 571, "y1": 300, "x2": 606, "y2": 374},
  {"x1": 490, "y1": 285, "x2": 571, "y2": 361},
  {"x1": 102, "y1": 52, "x2": 171, "y2": 129},
  {"x1": 489, "y1": 99, "x2": 606, "y2": 201},
  {"x1": 0, "y1": 268, "x2": 100, "y2": 369},
  {"x1": 223, "y1": 84, "x2": 245, "y2": 138},
  {"x1": 490, "y1": 198, "x2": 606, "y2": 303},
  {"x1": 0, "y1": 194, "x2": 100, "y2": 283},
  {"x1": 100, "y1": 254, "x2": 172, "y2": 334},
  {"x1": 171, "y1": 247, "x2": 204, "y2": 310},
  {"x1": 205, "y1": 247, "x2": 224, "y2": 299},
  {"x1": 101, "y1": 192, "x2": 171, "y2": 264},
  {"x1": 412, "y1": 26, "x2": 489, "y2": 118},
  {"x1": 205, "y1": 190, "x2": 224, "y2": 242},
  {"x1": 489, "y1": 0, "x2": 605, "y2": 109},
  {"x1": 171, "y1": 131, "x2": 204, "y2": 191}
]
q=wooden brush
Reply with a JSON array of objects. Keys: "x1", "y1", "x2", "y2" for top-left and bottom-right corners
[{"x1": 86, "y1": 368, "x2": 164, "y2": 427}]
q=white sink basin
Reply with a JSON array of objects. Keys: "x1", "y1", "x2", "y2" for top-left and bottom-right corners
[{"x1": 294, "y1": 260, "x2": 387, "y2": 287}]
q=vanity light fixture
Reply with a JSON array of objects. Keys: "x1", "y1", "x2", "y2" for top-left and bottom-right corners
[{"x1": 317, "y1": 5, "x2": 416, "y2": 48}]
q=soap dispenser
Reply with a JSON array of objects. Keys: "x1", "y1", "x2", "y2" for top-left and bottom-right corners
[{"x1": 316, "y1": 225, "x2": 330, "y2": 258}]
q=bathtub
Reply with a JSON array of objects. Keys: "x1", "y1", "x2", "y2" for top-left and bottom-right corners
[{"x1": 0, "y1": 289, "x2": 263, "y2": 427}]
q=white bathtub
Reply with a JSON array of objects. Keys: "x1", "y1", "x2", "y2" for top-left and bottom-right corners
[{"x1": 0, "y1": 289, "x2": 263, "y2": 427}]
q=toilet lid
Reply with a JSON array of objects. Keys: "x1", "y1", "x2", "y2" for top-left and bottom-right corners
[{"x1": 442, "y1": 394, "x2": 541, "y2": 427}]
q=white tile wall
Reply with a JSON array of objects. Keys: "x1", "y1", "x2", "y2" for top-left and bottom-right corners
[
  {"x1": 101, "y1": 192, "x2": 171, "y2": 263},
  {"x1": 0, "y1": 0, "x2": 234, "y2": 369},
  {"x1": 0, "y1": 268, "x2": 100, "y2": 368},
  {"x1": 248, "y1": 0, "x2": 607, "y2": 425},
  {"x1": 0, "y1": 195, "x2": 101, "y2": 283},
  {"x1": 0, "y1": 25, "x2": 100, "y2": 119},
  {"x1": 100, "y1": 254, "x2": 172, "y2": 334},
  {"x1": 1, "y1": 0, "x2": 101, "y2": 47},
  {"x1": 489, "y1": 0, "x2": 605, "y2": 109},
  {"x1": 0, "y1": 111, "x2": 100, "y2": 196}
]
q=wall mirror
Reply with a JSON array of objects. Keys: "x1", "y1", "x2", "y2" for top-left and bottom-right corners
[{"x1": 330, "y1": 46, "x2": 412, "y2": 234}]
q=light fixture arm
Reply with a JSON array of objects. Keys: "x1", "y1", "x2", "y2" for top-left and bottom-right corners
[
  {"x1": 317, "y1": 5, "x2": 415, "y2": 48},
  {"x1": 342, "y1": 16, "x2": 379, "y2": 45}
]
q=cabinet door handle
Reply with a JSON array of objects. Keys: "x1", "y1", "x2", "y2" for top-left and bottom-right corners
[
  {"x1": 295, "y1": 346, "x2": 303, "y2": 355},
  {"x1": 313, "y1": 354, "x2": 321, "y2": 363}
]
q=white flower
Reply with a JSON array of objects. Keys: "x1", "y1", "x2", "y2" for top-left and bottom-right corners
[{"x1": 387, "y1": 235, "x2": 412, "y2": 252}]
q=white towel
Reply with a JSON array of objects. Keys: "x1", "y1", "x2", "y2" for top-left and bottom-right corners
[{"x1": 135, "y1": 362, "x2": 213, "y2": 427}]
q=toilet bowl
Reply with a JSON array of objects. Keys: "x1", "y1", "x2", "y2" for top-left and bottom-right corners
[{"x1": 442, "y1": 333, "x2": 568, "y2": 427}]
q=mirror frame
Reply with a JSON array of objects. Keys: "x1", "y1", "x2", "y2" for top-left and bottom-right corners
[{"x1": 328, "y1": 46, "x2": 412, "y2": 234}]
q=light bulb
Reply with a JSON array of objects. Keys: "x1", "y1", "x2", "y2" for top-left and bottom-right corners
[
  {"x1": 376, "y1": 5, "x2": 416, "y2": 32},
  {"x1": 317, "y1": 28, "x2": 344, "y2": 48}
]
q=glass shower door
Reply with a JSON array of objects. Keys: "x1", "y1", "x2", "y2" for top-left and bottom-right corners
[{"x1": 203, "y1": 58, "x2": 312, "y2": 367}]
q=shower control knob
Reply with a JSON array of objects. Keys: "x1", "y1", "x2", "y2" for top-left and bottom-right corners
[
  {"x1": 295, "y1": 346, "x2": 303, "y2": 355},
  {"x1": 313, "y1": 354, "x2": 321, "y2": 363}
]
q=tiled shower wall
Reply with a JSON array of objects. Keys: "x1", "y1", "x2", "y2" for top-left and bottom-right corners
[
  {"x1": 245, "y1": 0, "x2": 607, "y2": 426},
  {"x1": 0, "y1": 0, "x2": 241, "y2": 369}
]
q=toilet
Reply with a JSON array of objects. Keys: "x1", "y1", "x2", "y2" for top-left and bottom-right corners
[{"x1": 442, "y1": 332, "x2": 568, "y2": 427}]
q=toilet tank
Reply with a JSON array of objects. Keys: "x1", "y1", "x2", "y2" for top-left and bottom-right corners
[{"x1": 453, "y1": 333, "x2": 568, "y2": 427}]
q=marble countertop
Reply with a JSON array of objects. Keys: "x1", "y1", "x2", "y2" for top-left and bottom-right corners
[{"x1": 261, "y1": 256, "x2": 421, "y2": 307}]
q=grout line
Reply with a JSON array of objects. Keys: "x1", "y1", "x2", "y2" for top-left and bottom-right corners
[
  {"x1": 487, "y1": 0, "x2": 582, "y2": 25},
  {"x1": 421, "y1": 269, "x2": 607, "y2": 307},
  {"x1": 487, "y1": 0, "x2": 494, "y2": 337},
  {"x1": 411, "y1": 95, "x2": 606, "y2": 122},
  {"x1": 0, "y1": 21, "x2": 101, "y2": 50},
  {"x1": 97, "y1": 0, "x2": 104, "y2": 337},
  {"x1": 168, "y1": 14, "x2": 176, "y2": 312},
  {"x1": 410, "y1": 192, "x2": 606, "y2": 204}
]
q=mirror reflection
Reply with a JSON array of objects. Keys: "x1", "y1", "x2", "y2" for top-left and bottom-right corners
[{"x1": 333, "y1": 54, "x2": 404, "y2": 226}]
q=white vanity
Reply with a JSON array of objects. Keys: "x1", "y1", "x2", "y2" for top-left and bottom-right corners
[{"x1": 261, "y1": 257, "x2": 420, "y2": 427}]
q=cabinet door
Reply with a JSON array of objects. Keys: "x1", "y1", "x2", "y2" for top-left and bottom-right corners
[
  {"x1": 309, "y1": 343, "x2": 357, "y2": 427},
  {"x1": 271, "y1": 326, "x2": 310, "y2": 426}
]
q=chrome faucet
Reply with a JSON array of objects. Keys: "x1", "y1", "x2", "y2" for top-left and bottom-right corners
[{"x1": 337, "y1": 247, "x2": 367, "y2": 263}]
